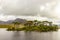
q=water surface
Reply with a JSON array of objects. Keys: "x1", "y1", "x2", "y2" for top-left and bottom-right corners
[{"x1": 0, "y1": 28, "x2": 60, "y2": 40}]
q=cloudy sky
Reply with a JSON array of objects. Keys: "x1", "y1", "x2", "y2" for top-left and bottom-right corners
[{"x1": 0, "y1": 0, "x2": 60, "y2": 24}]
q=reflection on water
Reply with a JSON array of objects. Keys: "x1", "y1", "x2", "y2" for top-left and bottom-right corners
[{"x1": 0, "y1": 29, "x2": 60, "y2": 40}]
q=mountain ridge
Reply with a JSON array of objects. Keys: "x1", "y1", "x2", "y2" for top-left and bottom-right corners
[{"x1": 0, "y1": 18, "x2": 27, "y2": 24}]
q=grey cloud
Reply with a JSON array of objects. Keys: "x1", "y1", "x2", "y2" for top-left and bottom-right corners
[{"x1": 0, "y1": 0, "x2": 57, "y2": 18}]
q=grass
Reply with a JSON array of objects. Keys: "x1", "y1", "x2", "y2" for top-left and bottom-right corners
[{"x1": 0, "y1": 24, "x2": 11, "y2": 28}]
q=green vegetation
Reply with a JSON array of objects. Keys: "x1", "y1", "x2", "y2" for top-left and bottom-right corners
[
  {"x1": 0, "y1": 24, "x2": 11, "y2": 28},
  {"x1": 22, "y1": 26, "x2": 58, "y2": 32},
  {"x1": 7, "y1": 20, "x2": 58, "y2": 32}
]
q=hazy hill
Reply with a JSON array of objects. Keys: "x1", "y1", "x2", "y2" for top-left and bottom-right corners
[{"x1": 0, "y1": 18, "x2": 27, "y2": 24}]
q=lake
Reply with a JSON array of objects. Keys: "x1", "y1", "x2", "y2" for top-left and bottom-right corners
[{"x1": 0, "y1": 28, "x2": 60, "y2": 40}]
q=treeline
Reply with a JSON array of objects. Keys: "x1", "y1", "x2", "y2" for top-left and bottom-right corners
[{"x1": 7, "y1": 20, "x2": 58, "y2": 32}]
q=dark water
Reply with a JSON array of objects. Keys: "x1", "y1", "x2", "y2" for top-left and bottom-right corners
[{"x1": 0, "y1": 29, "x2": 60, "y2": 40}]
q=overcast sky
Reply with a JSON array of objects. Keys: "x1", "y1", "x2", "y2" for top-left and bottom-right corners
[{"x1": 0, "y1": 0, "x2": 60, "y2": 24}]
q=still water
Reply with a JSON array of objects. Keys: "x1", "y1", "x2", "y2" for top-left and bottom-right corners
[{"x1": 0, "y1": 29, "x2": 60, "y2": 40}]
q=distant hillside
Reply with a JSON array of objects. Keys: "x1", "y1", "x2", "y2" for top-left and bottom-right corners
[
  {"x1": 14, "y1": 18, "x2": 27, "y2": 24},
  {"x1": 0, "y1": 18, "x2": 27, "y2": 24},
  {"x1": 0, "y1": 21, "x2": 6, "y2": 24}
]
